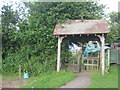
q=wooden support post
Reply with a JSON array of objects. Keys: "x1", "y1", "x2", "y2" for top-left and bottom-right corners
[
  {"x1": 101, "y1": 34, "x2": 105, "y2": 75},
  {"x1": 92, "y1": 60, "x2": 94, "y2": 69},
  {"x1": 97, "y1": 34, "x2": 105, "y2": 75},
  {"x1": 77, "y1": 55, "x2": 80, "y2": 72},
  {"x1": 19, "y1": 65, "x2": 21, "y2": 88},
  {"x1": 57, "y1": 36, "x2": 64, "y2": 72},
  {"x1": 87, "y1": 59, "x2": 89, "y2": 70},
  {"x1": 96, "y1": 41, "x2": 101, "y2": 70},
  {"x1": 108, "y1": 49, "x2": 110, "y2": 70},
  {"x1": 98, "y1": 51, "x2": 100, "y2": 70}
]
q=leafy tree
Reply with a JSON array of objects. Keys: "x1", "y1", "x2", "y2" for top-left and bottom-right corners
[
  {"x1": 2, "y1": 2, "x2": 106, "y2": 74},
  {"x1": 1, "y1": 4, "x2": 20, "y2": 58},
  {"x1": 106, "y1": 12, "x2": 120, "y2": 44}
]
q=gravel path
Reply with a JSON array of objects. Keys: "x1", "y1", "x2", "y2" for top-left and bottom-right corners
[{"x1": 60, "y1": 71, "x2": 92, "y2": 88}]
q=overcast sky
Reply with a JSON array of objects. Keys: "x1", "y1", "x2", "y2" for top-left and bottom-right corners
[
  {"x1": 0, "y1": 0, "x2": 119, "y2": 14},
  {"x1": 99, "y1": 0, "x2": 119, "y2": 13}
]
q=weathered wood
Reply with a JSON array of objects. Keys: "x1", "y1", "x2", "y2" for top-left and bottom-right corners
[
  {"x1": 108, "y1": 49, "x2": 110, "y2": 70},
  {"x1": 97, "y1": 34, "x2": 105, "y2": 75},
  {"x1": 77, "y1": 55, "x2": 80, "y2": 72},
  {"x1": 82, "y1": 56, "x2": 99, "y2": 60},
  {"x1": 57, "y1": 37, "x2": 61, "y2": 72},
  {"x1": 57, "y1": 36, "x2": 64, "y2": 72},
  {"x1": 101, "y1": 34, "x2": 105, "y2": 75},
  {"x1": 19, "y1": 65, "x2": 21, "y2": 88},
  {"x1": 97, "y1": 51, "x2": 100, "y2": 70},
  {"x1": 66, "y1": 64, "x2": 79, "y2": 66},
  {"x1": 100, "y1": 34, "x2": 105, "y2": 75},
  {"x1": 87, "y1": 59, "x2": 89, "y2": 70},
  {"x1": 82, "y1": 53, "x2": 100, "y2": 71},
  {"x1": 66, "y1": 63, "x2": 80, "y2": 73},
  {"x1": 92, "y1": 59, "x2": 94, "y2": 69},
  {"x1": 84, "y1": 64, "x2": 98, "y2": 66}
]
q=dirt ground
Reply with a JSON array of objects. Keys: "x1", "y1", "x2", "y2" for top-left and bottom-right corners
[
  {"x1": 1, "y1": 78, "x2": 28, "y2": 88},
  {"x1": 60, "y1": 71, "x2": 92, "y2": 88},
  {"x1": 1, "y1": 71, "x2": 92, "y2": 88}
]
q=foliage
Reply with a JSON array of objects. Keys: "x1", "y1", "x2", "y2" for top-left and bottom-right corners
[
  {"x1": 2, "y1": 2, "x2": 106, "y2": 74},
  {"x1": 1, "y1": 4, "x2": 20, "y2": 59},
  {"x1": 89, "y1": 66, "x2": 118, "y2": 88},
  {"x1": 23, "y1": 71, "x2": 76, "y2": 88},
  {"x1": 106, "y1": 12, "x2": 120, "y2": 44},
  {"x1": 2, "y1": 72, "x2": 18, "y2": 80}
]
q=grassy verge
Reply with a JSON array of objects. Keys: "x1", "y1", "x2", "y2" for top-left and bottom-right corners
[
  {"x1": 2, "y1": 71, "x2": 76, "y2": 88},
  {"x1": 88, "y1": 66, "x2": 118, "y2": 88},
  {"x1": 23, "y1": 71, "x2": 76, "y2": 88},
  {"x1": 2, "y1": 72, "x2": 18, "y2": 80},
  {"x1": 24, "y1": 72, "x2": 76, "y2": 88}
]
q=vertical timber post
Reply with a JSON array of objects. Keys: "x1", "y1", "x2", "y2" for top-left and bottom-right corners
[
  {"x1": 108, "y1": 49, "x2": 110, "y2": 70},
  {"x1": 97, "y1": 34, "x2": 105, "y2": 75},
  {"x1": 77, "y1": 55, "x2": 80, "y2": 72},
  {"x1": 19, "y1": 65, "x2": 21, "y2": 88},
  {"x1": 101, "y1": 34, "x2": 105, "y2": 75},
  {"x1": 57, "y1": 36, "x2": 64, "y2": 72},
  {"x1": 99, "y1": 41, "x2": 102, "y2": 71}
]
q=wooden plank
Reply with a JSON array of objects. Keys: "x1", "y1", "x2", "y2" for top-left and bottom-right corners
[
  {"x1": 66, "y1": 64, "x2": 79, "y2": 66},
  {"x1": 84, "y1": 64, "x2": 98, "y2": 66},
  {"x1": 82, "y1": 57, "x2": 99, "y2": 60}
]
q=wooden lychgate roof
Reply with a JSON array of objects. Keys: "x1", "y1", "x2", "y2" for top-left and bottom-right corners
[{"x1": 53, "y1": 20, "x2": 109, "y2": 35}]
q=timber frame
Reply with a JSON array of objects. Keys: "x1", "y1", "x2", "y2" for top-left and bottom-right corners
[{"x1": 53, "y1": 20, "x2": 109, "y2": 75}]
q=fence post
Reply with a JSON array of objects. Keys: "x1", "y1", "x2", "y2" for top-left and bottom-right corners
[
  {"x1": 19, "y1": 65, "x2": 21, "y2": 88},
  {"x1": 108, "y1": 49, "x2": 110, "y2": 71}
]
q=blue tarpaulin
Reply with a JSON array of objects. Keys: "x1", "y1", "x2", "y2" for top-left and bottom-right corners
[{"x1": 84, "y1": 43, "x2": 110, "y2": 57}]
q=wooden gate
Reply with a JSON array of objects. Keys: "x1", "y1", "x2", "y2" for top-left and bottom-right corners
[
  {"x1": 66, "y1": 52, "x2": 100, "y2": 72},
  {"x1": 66, "y1": 52, "x2": 81, "y2": 73},
  {"x1": 66, "y1": 49, "x2": 111, "y2": 72},
  {"x1": 81, "y1": 52, "x2": 100, "y2": 71}
]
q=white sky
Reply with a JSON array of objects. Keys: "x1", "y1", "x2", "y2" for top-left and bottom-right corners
[
  {"x1": 99, "y1": 0, "x2": 119, "y2": 13},
  {"x1": 0, "y1": 0, "x2": 119, "y2": 14}
]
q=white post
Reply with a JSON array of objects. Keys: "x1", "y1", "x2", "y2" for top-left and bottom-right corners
[
  {"x1": 57, "y1": 36, "x2": 64, "y2": 72},
  {"x1": 101, "y1": 34, "x2": 105, "y2": 75},
  {"x1": 97, "y1": 34, "x2": 105, "y2": 75},
  {"x1": 108, "y1": 49, "x2": 110, "y2": 70}
]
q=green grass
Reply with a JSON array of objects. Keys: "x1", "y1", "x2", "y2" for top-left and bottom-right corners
[
  {"x1": 2, "y1": 72, "x2": 18, "y2": 80},
  {"x1": 23, "y1": 71, "x2": 76, "y2": 88},
  {"x1": 88, "y1": 66, "x2": 118, "y2": 88}
]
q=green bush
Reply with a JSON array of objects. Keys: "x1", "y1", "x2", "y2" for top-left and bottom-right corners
[{"x1": 2, "y1": 2, "x2": 106, "y2": 74}]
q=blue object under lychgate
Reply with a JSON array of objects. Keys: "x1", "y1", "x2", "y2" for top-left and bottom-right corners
[{"x1": 84, "y1": 43, "x2": 110, "y2": 57}]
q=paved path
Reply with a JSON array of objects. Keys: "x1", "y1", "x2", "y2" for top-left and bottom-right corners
[{"x1": 60, "y1": 71, "x2": 92, "y2": 88}]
